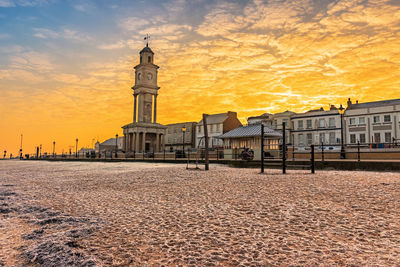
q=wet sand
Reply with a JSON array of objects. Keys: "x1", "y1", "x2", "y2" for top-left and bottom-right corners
[{"x1": 1, "y1": 160, "x2": 400, "y2": 266}]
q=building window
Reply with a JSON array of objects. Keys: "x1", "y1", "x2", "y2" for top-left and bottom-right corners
[
  {"x1": 359, "y1": 117, "x2": 365, "y2": 125},
  {"x1": 349, "y1": 118, "x2": 356, "y2": 125},
  {"x1": 319, "y1": 119, "x2": 326, "y2": 128},
  {"x1": 298, "y1": 134, "x2": 304, "y2": 146},
  {"x1": 384, "y1": 115, "x2": 391, "y2": 123},
  {"x1": 329, "y1": 132, "x2": 335, "y2": 144},
  {"x1": 198, "y1": 126, "x2": 201, "y2": 133},
  {"x1": 329, "y1": 118, "x2": 335, "y2": 128},
  {"x1": 385, "y1": 132, "x2": 392, "y2": 143},
  {"x1": 148, "y1": 56, "x2": 151, "y2": 63},
  {"x1": 319, "y1": 133, "x2": 325, "y2": 144},
  {"x1": 373, "y1": 116, "x2": 380, "y2": 123},
  {"x1": 298, "y1": 120, "x2": 303, "y2": 129},
  {"x1": 374, "y1": 133, "x2": 381, "y2": 143},
  {"x1": 216, "y1": 124, "x2": 220, "y2": 132},
  {"x1": 306, "y1": 120, "x2": 312, "y2": 129},
  {"x1": 350, "y1": 134, "x2": 356, "y2": 144},
  {"x1": 360, "y1": 134, "x2": 366, "y2": 144},
  {"x1": 173, "y1": 128, "x2": 177, "y2": 134},
  {"x1": 307, "y1": 133, "x2": 312, "y2": 146}
]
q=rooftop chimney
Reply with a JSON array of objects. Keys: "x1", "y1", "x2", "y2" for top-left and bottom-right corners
[{"x1": 347, "y1": 98, "x2": 352, "y2": 108}]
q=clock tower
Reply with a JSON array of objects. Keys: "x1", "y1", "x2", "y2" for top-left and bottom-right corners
[
  {"x1": 122, "y1": 43, "x2": 166, "y2": 153},
  {"x1": 133, "y1": 44, "x2": 159, "y2": 123}
]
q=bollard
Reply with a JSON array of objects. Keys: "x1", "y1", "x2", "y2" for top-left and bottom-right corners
[
  {"x1": 311, "y1": 145, "x2": 315, "y2": 174},
  {"x1": 282, "y1": 122, "x2": 286, "y2": 174},
  {"x1": 261, "y1": 124, "x2": 265, "y2": 173}
]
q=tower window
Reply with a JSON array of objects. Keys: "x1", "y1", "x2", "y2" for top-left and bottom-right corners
[
  {"x1": 140, "y1": 56, "x2": 142, "y2": 64},
  {"x1": 148, "y1": 56, "x2": 151, "y2": 63}
]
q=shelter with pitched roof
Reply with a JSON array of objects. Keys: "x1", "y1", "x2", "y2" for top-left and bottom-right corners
[{"x1": 218, "y1": 124, "x2": 282, "y2": 159}]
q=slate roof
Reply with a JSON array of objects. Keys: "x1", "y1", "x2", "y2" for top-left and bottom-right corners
[
  {"x1": 198, "y1": 112, "x2": 229, "y2": 125},
  {"x1": 218, "y1": 124, "x2": 282, "y2": 139},
  {"x1": 100, "y1": 138, "x2": 119, "y2": 146},
  {"x1": 348, "y1": 99, "x2": 400, "y2": 110}
]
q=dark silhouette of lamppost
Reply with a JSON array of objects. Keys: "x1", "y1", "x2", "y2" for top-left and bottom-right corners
[
  {"x1": 3, "y1": 150, "x2": 6, "y2": 158},
  {"x1": 75, "y1": 138, "x2": 78, "y2": 158},
  {"x1": 53, "y1": 141, "x2": 56, "y2": 157},
  {"x1": 338, "y1": 104, "x2": 346, "y2": 159},
  {"x1": 39, "y1": 144, "x2": 42, "y2": 158},
  {"x1": 182, "y1": 126, "x2": 186, "y2": 157},
  {"x1": 115, "y1": 134, "x2": 118, "y2": 158},
  {"x1": 19, "y1": 134, "x2": 23, "y2": 160}
]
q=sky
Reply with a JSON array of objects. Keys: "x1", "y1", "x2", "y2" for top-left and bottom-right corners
[{"x1": 0, "y1": 0, "x2": 399, "y2": 155}]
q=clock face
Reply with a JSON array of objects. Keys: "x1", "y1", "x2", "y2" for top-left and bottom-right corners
[
  {"x1": 137, "y1": 73, "x2": 142, "y2": 80},
  {"x1": 147, "y1": 73, "x2": 153, "y2": 80}
]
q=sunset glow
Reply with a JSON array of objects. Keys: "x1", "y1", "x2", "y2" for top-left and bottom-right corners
[{"x1": 1, "y1": 0, "x2": 399, "y2": 155}]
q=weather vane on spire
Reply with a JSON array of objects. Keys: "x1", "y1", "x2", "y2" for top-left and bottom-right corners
[{"x1": 144, "y1": 34, "x2": 150, "y2": 47}]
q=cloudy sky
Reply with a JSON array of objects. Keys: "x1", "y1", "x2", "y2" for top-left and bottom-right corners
[{"x1": 0, "y1": 0, "x2": 399, "y2": 155}]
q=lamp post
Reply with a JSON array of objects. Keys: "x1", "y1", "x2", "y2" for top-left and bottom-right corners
[
  {"x1": 39, "y1": 144, "x2": 42, "y2": 158},
  {"x1": 115, "y1": 134, "x2": 118, "y2": 158},
  {"x1": 75, "y1": 138, "x2": 78, "y2": 158},
  {"x1": 53, "y1": 141, "x2": 56, "y2": 157},
  {"x1": 19, "y1": 134, "x2": 23, "y2": 160},
  {"x1": 338, "y1": 104, "x2": 346, "y2": 159},
  {"x1": 3, "y1": 150, "x2": 6, "y2": 158},
  {"x1": 182, "y1": 126, "x2": 186, "y2": 158}
]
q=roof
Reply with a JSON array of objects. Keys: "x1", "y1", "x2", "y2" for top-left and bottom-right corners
[
  {"x1": 198, "y1": 112, "x2": 230, "y2": 125},
  {"x1": 140, "y1": 45, "x2": 154, "y2": 54},
  {"x1": 218, "y1": 124, "x2": 282, "y2": 139},
  {"x1": 248, "y1": 113, "x2": 272, "y2": 120},
  {"x1": 348, "y1": 98, "x2": 400, "y2": 110},
  {"x1": 100, "y1": 137, "x2": 122, "y2": 146}
]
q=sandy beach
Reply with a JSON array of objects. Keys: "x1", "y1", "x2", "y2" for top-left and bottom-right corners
[{"x1": 1, "y1": 160, "x2": 400, "y2": 266}]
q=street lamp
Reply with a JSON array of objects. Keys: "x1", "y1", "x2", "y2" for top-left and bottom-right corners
[
  {"x1": 75, "y1": 138, "x2": 78, "y2": 158},
  {"x1": 338, "y1": 104, "x2": 346, "y2": 159},
  {"x1": 53, "y1": 141, "x2": 56, "y2": 157},
  {"x1": 3, "y1": 150, "x2": 6, "y2": 158},
  {"x1": 39, "y1": 144, "x2": 42, "y2": 158},
  {"x1": 115, "y1": 134, "x2": 118, "y2": 158},
  {"x1": 182, "y1": 126, "x2": 187, "y2": 158}
]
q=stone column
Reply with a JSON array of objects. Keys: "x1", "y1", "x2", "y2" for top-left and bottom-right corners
[
  {"x1": 142, "y1": 132, "x2": 146, "y2": 152},
  {"x1": 153, "y1": 94, "x2": 157, "y2": 123},
  {"x1": 156, "y1": 133, "x2": 160, "y2": 152},
  {"x1": 133, "y1": 94, "x2": 137, "y2": 123},
  {"x1": 135, "y1": 132, "x2": 140, "y2": 152},
  {"x1": 123, "y1": 134, "x2": 127, "y2": 152}
]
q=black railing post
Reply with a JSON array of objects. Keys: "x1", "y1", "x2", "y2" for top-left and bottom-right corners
[
  {"x1": 321, "y1": 142, "x2": 324, "y2": 162},
  {"x1": 163, "y1": 149, "x2": 166, "y2": 161},
  {"x1": 311, "y1": 144, "x2": 315, "y2": 174},
  {"x1": 357, "y1": 141, "x2": 360, "y2": 162},
  {"x1": 292, "y1": 143, "x2": 295, "y2": 161},
  {"x1": 261, "y1": 124, "x2": 265, "y2": 173},
  {"x1": 282, "y1": 122, "x2": 286, "y2": 174}
]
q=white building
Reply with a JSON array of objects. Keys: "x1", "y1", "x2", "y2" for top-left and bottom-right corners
[
  {"x1": 196, "y1": 111, "x2": 242, "y2": 148},
  {"x1": 344, "y1": 98, "x2": 400, "y2": 145},
  {"x1": 291, "y1": 106, "x2": 342, "y2": 147}
]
